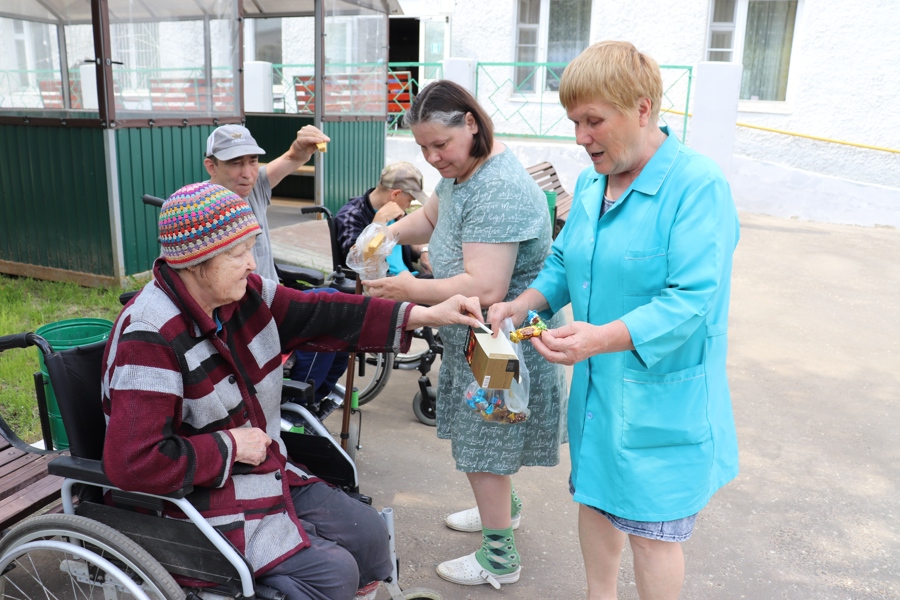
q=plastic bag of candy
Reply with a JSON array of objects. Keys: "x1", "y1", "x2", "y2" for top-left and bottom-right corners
[
  {"x1": 463, "y1": 318, "x2": 531, "y2": 424},
  {"x1": 346, "y1": 223, "x2": 397, "y2": 280}
]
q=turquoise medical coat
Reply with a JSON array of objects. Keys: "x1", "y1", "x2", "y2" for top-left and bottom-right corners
[{"x1": 530, "y1": 129, "x2": 740, "y2": 521}]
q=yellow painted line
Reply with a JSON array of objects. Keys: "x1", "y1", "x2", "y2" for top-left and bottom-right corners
[{"x1": 660, "y1": 107, "x2": 900, "y2": 155}]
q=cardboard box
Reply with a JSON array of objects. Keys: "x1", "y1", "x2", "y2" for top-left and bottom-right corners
[{"x1": 465, "y1": 325, "x2": 519, "y2": 390}]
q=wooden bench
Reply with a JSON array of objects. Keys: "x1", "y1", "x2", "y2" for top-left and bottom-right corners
[
  {"x1": 0, "y1": 439, "x2": 64, "y2": 533},
  {"x1": 149, "y1": 77, "x2": 235, "y2": 112},
  {"x1": 527, "y1": 162, "x2": 573, "y2": 236},
  {"x1": 294, "y1": 73, "x2": 410, "y2": 116},
  {"x1": 260, "y1": 162, "x2": 314, "y2": 200},
  {"x1": 388, "y1": 71, "x2": 412, "y2": 115},
  {"x1": 294, "y1": 76, "x2": 315, "y2": 114},
  {"x1": 38, "y1": 79, "x2": 83, "y2": 110}
]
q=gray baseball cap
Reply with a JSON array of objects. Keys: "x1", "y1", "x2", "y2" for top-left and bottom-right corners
[
  {"x1": 205, "y1": 125, "x2": 266, "y2": 161},
  {"x1": 379, "y1": 161, "x2": 428, "y2": 202}
]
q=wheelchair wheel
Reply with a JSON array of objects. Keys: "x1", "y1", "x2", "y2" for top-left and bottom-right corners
[
  {"x1": 355, "y1": 352, "x2": 393, "y2": 406},
  {"x1": 412, "y1": 387, "x2": 436, "y2": 427},
  {"x1": 402, "y1": 589, "x2": 442, "y2": 600},
  {"x1": 394, "y1": 331, "x2": 431, "y2": 366},
  {"x1": 0, "y1": 514, "x2": 184, "y2": 600}
]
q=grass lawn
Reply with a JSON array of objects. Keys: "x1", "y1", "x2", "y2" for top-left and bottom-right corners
[{"x1": 0, "y1": 274, "x2": 141, "y2": 444}]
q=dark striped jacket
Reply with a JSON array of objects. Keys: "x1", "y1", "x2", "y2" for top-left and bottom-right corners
[{"x1": 101, "y1": 259, "x2": 412, "y2": 574}]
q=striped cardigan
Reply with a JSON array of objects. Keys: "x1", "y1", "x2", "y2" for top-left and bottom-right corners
[{"x1": 101, "y1": 259, "x2": 412, "y2": 575}]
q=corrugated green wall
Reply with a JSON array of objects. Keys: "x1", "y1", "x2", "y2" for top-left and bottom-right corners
[
  {"x1": 245, "y1": 114, "x2": 386, "y2": 215},
  {"x1": 321, "y1": 121, "x2": 386, "y2": 215},
  {"x1": 245, "y1": 113, "x2": 314, "y2": 159},
  {"x1": 116, "y1": 125, "x2": 215, "y2": 275},
  {"x1": 0, "y1": 124, "x2": 113, "y2": 276}
]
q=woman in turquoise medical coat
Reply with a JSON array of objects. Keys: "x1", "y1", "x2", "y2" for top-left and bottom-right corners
[{"x1": 488, "y1": 41, "x2": 740, "y2": 600}]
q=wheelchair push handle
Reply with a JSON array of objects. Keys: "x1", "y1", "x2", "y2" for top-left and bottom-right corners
[
  {"x1": 300, "y1": 205, "x2": 334, "y2": 220},
  {"x1": 141, "y1": 194, "x2": 164, "y2": 208},
  {"x1": 0, "y1": 332, "x2": 53, "y2": 355}
]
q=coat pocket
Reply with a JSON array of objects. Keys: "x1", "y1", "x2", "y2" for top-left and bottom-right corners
[
  {"x1": 623, "y1": 246, "x2": 667, "y2": 295},
  {"x1": 621, "y1": 364, "x2": 711, "y2": 450}
]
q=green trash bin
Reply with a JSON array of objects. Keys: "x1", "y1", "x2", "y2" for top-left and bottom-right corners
[
  {"x1": 544, "y1": 190, "x2": 558, "y2": 225},
  {"x1": 35, "y1": 318, "x2": 114, "y2": 450}
]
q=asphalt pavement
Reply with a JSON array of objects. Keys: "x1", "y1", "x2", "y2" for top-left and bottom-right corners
[{"x1": 271, "y1": 210, "x2": 899, "y2": 600}]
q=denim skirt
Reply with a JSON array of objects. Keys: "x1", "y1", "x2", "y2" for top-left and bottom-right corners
[{"x1": 569, "y1": 477, "x2": 697, "y2": 542}]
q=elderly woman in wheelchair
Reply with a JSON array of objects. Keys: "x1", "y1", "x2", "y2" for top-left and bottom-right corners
[{"x1": 56, "y1": 182, "x2": 479, "y2": 600}]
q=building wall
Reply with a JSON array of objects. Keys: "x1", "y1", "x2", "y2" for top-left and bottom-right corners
[
  {"x1": 450, "y1": 1, "x2": 517, "y2": 63},
  {"x1": 404, "y1": 0, "x2": 900, "y2": 225},
  {"x1": 730, "y1": 0, "x2": 900, "y2": 189}
]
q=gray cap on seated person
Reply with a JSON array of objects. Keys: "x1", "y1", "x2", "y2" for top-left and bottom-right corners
[
  {"x1": 206, "y1": 125, "x2": 267, "y2": 161},
  {"x1": 379, "y1": 161, "x2": 429, "y2": 202}
]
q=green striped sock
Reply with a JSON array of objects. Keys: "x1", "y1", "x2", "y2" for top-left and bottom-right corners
[
  {"x1": 475, "y1": 526, "x2": 519, "y2": 574},
  {"x1": 511, "y1": 485, "x2": 522, "y2": 518}
]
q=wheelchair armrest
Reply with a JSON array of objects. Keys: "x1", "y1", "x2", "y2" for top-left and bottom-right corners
[
  {"x1": 48, "y1": 455, "x2": 113, "y2": 486},
  {"x1": 48, "y1": 455, "x2": 192, "y2": 499},
  {"x1": 276, "y1": 263, "x2": 325, "y2": 288},
  {"x1": 282, "y1": 379, "x2": 314, "y2": 405}
]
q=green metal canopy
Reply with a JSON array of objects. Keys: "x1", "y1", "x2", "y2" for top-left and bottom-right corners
[{"x1": 0, "y1": 0, "x2": 398, "y2": 285}]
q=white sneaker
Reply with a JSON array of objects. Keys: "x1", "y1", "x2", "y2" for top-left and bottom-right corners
[
  {"x1": 436, "y1": 552, "x2": 521, "y2": 589},
  {"x1": 444, "y1": 507, "x2": 521, "y2": 532}
]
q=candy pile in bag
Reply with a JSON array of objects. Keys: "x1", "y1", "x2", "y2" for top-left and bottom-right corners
[
  {"x1": 509, "y1": 310, "x2": 548, "y2": 343},
  {"x1": 464, "y1": 383, "x2": 529, "y2": 423},
  {"x1": 346, "y1": 222, "x2": 397, "y2": 280},
  {"x1": 463, "y1": 318, "x2": 530, "y2": 424}
]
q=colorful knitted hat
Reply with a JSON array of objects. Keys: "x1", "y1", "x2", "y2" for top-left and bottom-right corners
[{"x1": 159, "y1": 182, "x2": 261, "y2": 269}]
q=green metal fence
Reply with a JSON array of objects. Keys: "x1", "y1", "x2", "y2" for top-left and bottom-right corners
[
  {"x1": 475, "y1": 62, "x2": 692, "y2": 143},
  {"x1": 377, "y1": 61, "x2": 693, "y2": 143},
  {"x1": 271, "y1": 62, "x2": 443, "y2": 125},
  {"x1": 0, "y1": 69, "x2": 83, "y2": 110},
  {"x1": 1, "y1": 66, "x2": 237, "y2": 114}
]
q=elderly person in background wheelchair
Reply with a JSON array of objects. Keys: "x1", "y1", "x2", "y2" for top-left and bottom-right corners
[{"x1": 101, "y1": 182, "x2": 483, "y2": 600}]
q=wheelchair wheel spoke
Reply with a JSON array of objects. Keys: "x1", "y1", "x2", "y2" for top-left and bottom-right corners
[{"x1": 0, "y1": 515, "x2": 183, "y2": 600}]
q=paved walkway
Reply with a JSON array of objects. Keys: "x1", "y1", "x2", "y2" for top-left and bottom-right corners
[
  {"x1": 271, "y1": 218, "x2": 333, "y2": 273},
  {"x1": 270, "y1": 211, "x2": 899, "y2": 599}
]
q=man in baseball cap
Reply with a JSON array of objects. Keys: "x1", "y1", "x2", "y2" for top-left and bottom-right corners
[
  {"x1": 334, "y1": 161, "x2": 432, "y2": 275},
  {"x1": 203, "y1": 123, "x2": 329, "y2": 282}
]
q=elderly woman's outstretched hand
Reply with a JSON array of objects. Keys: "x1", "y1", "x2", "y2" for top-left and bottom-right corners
[{"x1": 407, "y1": 295, "x2": 483, "y2": 331}]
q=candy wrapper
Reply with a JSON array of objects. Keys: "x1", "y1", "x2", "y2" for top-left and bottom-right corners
[
  {"x1": 463, "y1": 318, "x2": 530, "y2": 423},
  {"x1": 509, "y1": 310, "x2": 548, "y2": 343},
  {"x1": 346, "y1": 223, "x2": 397, "y2": 280}
]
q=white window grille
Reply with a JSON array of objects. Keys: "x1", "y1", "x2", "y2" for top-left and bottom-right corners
[
  {"x1": 706, "y1": 0, "x2": 801, "y2": 102},
  {"x1": 514, "y1": 0, "x2": 591, "y2": 94}
]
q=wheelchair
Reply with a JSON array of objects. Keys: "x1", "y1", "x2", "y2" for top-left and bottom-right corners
[
  {"x1": 0, "y1": 332, "x2": 441, "y2": 600},
  {"x1": 302, "y1": 204, "x2": 443, "y2": 427}
]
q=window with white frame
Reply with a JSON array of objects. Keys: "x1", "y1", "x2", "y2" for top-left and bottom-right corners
[
  {"x1": 111, "y1": 22, "x2": 160, "y2": 90},
  {"x1": 706, "y1": 0, "x2": 800, "y2": 102},
  {"x1": 515, "y1": 0, "x2": 591, "y2": 93},
  {"x1": 7, "y1": 18, "x2": 56, "y2": 89}
]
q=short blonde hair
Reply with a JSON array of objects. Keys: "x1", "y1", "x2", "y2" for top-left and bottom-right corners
[{"x1": 559, "y1": 41, "x2": 663, "y2": 123}]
